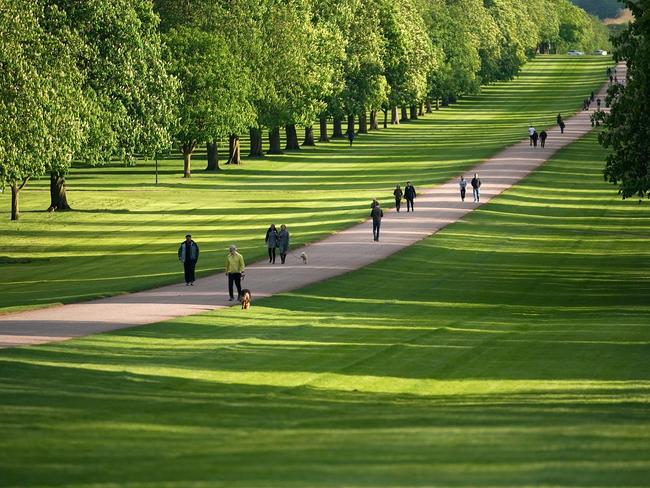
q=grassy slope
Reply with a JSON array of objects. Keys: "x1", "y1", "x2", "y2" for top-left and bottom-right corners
[
  {"x1": 1, "y1": 132, "x2": 649, "y2": 486},
  {"x1": 0, "y1": 56, "x2": 611, "y2": 313}
]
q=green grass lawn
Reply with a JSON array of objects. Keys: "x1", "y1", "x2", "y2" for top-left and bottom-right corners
[
  {"x1": 0, "y1": 56, "x2": 611, "y2": 313},
  {"x1": 1, "y1": 131, "x2": 648, "y2": 486}
]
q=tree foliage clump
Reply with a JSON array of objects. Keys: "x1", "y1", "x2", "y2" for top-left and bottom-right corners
[{"x1": 599, "y1": 1, "x2": 650, "y2": 200}]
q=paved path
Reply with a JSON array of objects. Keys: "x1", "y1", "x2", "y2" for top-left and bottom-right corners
[{"x1": 0, "y1": 70, "x2": 619, "y2": 348}]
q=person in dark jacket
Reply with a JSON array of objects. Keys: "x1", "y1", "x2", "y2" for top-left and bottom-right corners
[
  {"x1": 539, "y1": 129, "x2": 547, "y2": 148},
  {"x1": 265, "y1": 224, "x2": 278, "y2": 264},
  {"x1": 471, "y1": 173, "x2": 481, "y2": 203},
  {"x1": 557, "y1": 113, "x2": 565, "y2": 134},
  {"x1": 393, "y1": 184, "x2": 403, "y2": 212},
  {"x1": 178, "y1": 234, "x2": 199, "y2": 286},
  {"x1": 532, "y1": 130, "x2": 539, "y2": 148},
  {"x1": 277, "y1": 224, "x2": 290, "y2": 264},
  {"x1": 371, "y1": 202, "x2": 383, "y2": 241},
  {"x1": 404, "y1": 181, "x2": 416, "y2": 212}
]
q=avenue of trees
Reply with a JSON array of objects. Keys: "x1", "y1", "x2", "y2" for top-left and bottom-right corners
[
  {"x1": 598, "y1": 0, "x2": 650, "y2": 200},
  {"x1": 1, "y1": 0, "x2": 609, "y2": 220}
]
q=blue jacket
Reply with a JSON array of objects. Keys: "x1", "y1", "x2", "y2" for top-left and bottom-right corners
[{"x1": 178, "y1": 241, "x2": 199, "y2": 263}]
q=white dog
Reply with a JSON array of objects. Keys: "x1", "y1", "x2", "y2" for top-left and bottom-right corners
[{"x1": 300, "y1": 252, "x2": 307, "y2": 264}]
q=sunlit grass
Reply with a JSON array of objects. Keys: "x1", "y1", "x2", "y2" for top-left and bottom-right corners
[
  {"x1": 0, "y1": 131, "x2": 649, "y2": 486},
  {"x1": 0, "y1": 56, "x2": 611, "y2": 312}
]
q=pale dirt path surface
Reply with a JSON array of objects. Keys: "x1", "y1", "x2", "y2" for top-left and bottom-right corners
[{"x1": 0, "y1": 69, "x2": 620, "y2": 348}]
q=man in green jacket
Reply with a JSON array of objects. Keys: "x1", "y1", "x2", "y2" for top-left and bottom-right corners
[{"x1": 225, "y1": 245, "x2": 245, "y2": 301}]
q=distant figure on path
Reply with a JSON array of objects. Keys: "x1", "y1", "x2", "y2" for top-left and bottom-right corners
[
  {"x1": 528, "y1": 125, "x2": 536, "y2": 146},
  {"x1": 404, "y1": 181, "x2": 416, "y2": 212},
  {"x1": 265, "y1": 224, "x2": 278, "y2": 264},
  {"x1": 393, "y1": 184, "x2": 403, "y2": 212},
  {"x1": 471, "y1": 173, "x2": 481, "y2": 203},
  {"x1": 609, "y1": 74, "x2": 614, "y2": 84},
  {"x1": 532, "y1": 130, "x2": 539, "y2": 148},
  {"x1": 226, "y1": 245, "x2": 245, "y2": 301},
  {"x1": 370, "y1": 202, "x2": 383, "y2": 242},
  {"x1": 347, "y1": 128, "x2": 355, "y2": 147},
  {"x1": 178, "y1": 234, "x2": 199, "y2": 286},
  {"x1": 590, "y1": 91, "x2": 595, "y2": 102},
  {"x1": 278, "y1": 224, "x2": 290, "y2": 264},
  {"x1": 459, "y1": 176, "x2": 467, "y2": 202},
  {"x1": 606, "y1": 67, "x2": 611, "y2": 78},
  {"x1": 557, "y1": 113, "x2": 565, "y2": 134},
  {"x1": 597, "y1": 98, "x2": 601, "y2": 110},
  {"x1": 539, "y1": 130, "x2": 547, "y2": 148}
]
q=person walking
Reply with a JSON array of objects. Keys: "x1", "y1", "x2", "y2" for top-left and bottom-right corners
[
  {"x1": 471, "y1": 173, "x2": 481, "y2": 203},
  {"x1": 459, "y1": 176, "x2": 467, "y2": 202},
  {"x1": 346, "y1": 128, "x2": 355, "y2": 147},
  {"x1": 528, "y1": 125, "x2": 536, "y2": 146},
  {"x1": 532, "y1": 130, "x2": 539, "y2": 148},
  {"x1": 557, "y1": 114, "x2": 565, "y2": 134},
  {"x1": 539, "y1": 129, "x2": 547, "y2": 148},
  {"x1": 393, "y1": 184, "x2": 403, "y2": 212},
  {"x1": 597, "y1": 98, "x2": 601, "y2": 110},
  {"x1": 178, "y1": 234, "x2": 199, "y2": 286},
  {"x1": 225, "y1": 245, "x2": 245, "y2": 301},
  {"x1": 265, "y1": 224, "x2": 278, "y2": 264},
  {"x1": 277, "y1": 224, "x2": 290, "y2": 264},
  {"x1": 371, "y1": 202, "x2": 383, "y2": 241},
  {"x1": 404, "y1": 181, "x2": 416, "y2": 212}
]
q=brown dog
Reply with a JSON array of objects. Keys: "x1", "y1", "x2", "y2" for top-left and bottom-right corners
[{"x1": 240, "y1": 289, "x2": 251, "y2": 310}]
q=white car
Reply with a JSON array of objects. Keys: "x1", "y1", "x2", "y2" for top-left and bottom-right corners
[
  {"x1": 594, "y1": 49, "x2": 608, "y2": 55},
  {"x1": 567, "y1": 50, "x2": 585, "y2": 55}
]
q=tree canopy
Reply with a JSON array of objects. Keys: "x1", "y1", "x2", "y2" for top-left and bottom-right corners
[{"x1": 599, "y1": 1, "x2": 650, "y2": 200}]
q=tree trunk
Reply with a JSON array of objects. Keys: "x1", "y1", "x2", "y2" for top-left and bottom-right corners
[
  {"x1": 285, "y1": 124, "x2": 300, "y2": 150},
  {"x1": 332, "y1": 117, "x2": 343, "y2": 138},
  {"x1": 391, "y1": 106, "x2": 399, "y2": 125},
  {"x1": 435, "y1": 98, "x2": 440, "y2": 110},
  {"x1": 49, "y1": 171, "x2": 71, "y2": 212},
  {"x1": 206, "y1": 141, "x2": 219, "y2": 171},
  {"x1": 227, "y1": 134, "x2": 241, "y2": 164},
  {"x1": 182, "y1": 144, "x2": 193, "y2": 178},
  {"x1": 358, "y1": 112, "x2": 368, "y2": 134},
  {"x1": 410, "y1": 104, "x2": 418, "y2": 120},
  {"x1": 370, "y1": 110, "x2": 379, "y2": 130},
  {"x1": 418, "y1": 102, "x2": 424, "y2": 116},
  {"x1": 248, "y1": 127, "x2": 263, "y2": 158},
  {"x1": 268, "y1": 127, "x2": 283, "y2": 154},
  {"x1": 319, "y1": 115, "x2": 329, "y2": 142},
  {"x1": 346, "y1": 114, "x2": 355, "y2": 134},
  {"x1": 400, "y1": 105, "x2": 409, "y2": 122},
  {"x1": 11, "y1": 184, "x2": 20, "y2": 221},
  {"x1": 11, "y1": 177, "x2": 29, "y2": 221},
  {"x1": 302, "y1": 126, "x2": 316, "y2": 146},
  {"x1": 426, "y1": 99, "x2": 432, "y2": 113},
  {"x1": 383, "y1": 109, "x2": 388, "y2": 129}
]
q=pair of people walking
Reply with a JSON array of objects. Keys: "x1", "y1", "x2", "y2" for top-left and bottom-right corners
[
  {"x1": 393, "y1": 182, "x2": 416, "y2": 213},
  {"x1": 528, "y1": 125, "x2": 548, "y2": 148},
  {"x1": 265, "y1": 224, "x2": 291, "y2": 264}
]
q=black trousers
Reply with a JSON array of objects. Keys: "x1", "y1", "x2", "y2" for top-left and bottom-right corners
[
  {"x1": 183, "y1": 260, "x2": 196, "y2": 283},
  {"x1": 406, "y1": 198, "x2": 414, "y2": 212},
  {"x1": 372, "y1": 220, "x2": 381, "y2": 241},
  {"x1": 395, "y1": 198, "x2": 401, "y2": 212},
  {"x1": 228, "y1": 273, "x2": 242, "y2": 299},
  {"x1": 460, "y1": 188, "x2": 466, "y2": 201},
  {"x1": 268, "y1": 247, "x2": 276, "y2": 263}
]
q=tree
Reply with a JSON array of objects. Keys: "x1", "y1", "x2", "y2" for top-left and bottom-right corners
[
  {"x1": 45, "y1": 0, "x2": 178, "y2": 210},
  {"x1": 0, "y1": 1, "x2": 85, "y2": 220},
  {"x1": 599, "y1": 1, "x2": 650, "y2": 199},
  {"x1": 164, "y1": 26, "x2": 254, "y2": 176}
]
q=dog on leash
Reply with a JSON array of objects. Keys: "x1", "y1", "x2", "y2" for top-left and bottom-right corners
[
  {"x1": 240, "y1": 289, "x2": 251, "y2": 310},
  {"x1": 300, "y1": 252, "x2": 307, "y2": 264}
]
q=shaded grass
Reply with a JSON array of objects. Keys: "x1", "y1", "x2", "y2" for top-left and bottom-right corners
[
  {"x1": 0, "y1": 132, "x2": 649, "y2": 486},
  {"x1": 0, "y1": 56, "x2": 612, "y2": 313}
]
